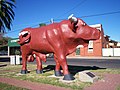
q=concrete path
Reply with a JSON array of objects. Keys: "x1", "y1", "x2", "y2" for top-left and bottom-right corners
[
  {"x1": 84, "y1": 74, "x2": 120, "y2": 90},
  {"x1": 0, "y1": 77, "x2": 71, "y2": 90}
]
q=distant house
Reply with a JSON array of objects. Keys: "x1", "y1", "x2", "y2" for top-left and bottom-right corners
[
  {"x1": 7, "y1": 38, "x2": 20, "y2": 56},
  {"x1": 117, "y1": 42, "x2": 120, "y2": 48},
  {"x1": 69, "y1": 24, "x2": 120, "y2": 57},
  {"x1": 103, "y1": 35, "x2": 119, "y2": 48},
  {"x1": 80, "y1": 24, "x2": 103, "y2": 57}
]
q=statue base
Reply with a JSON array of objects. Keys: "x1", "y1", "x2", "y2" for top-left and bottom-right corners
[
  {"x1": 54, "y1": 70, "x2": 63, "y2": 76},
  {"x1": 36, "y1": 69, "x2": 43, "y2": 74},
  {"x1": 21, "y1": 70, "x2": 28, "y2": 74},
  {"x1": 63, "y1": 74, "x2": 75, "y2": 80}
]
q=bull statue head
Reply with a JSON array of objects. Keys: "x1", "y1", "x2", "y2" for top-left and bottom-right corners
[
  {"x1": 68, "y1": 14, "x2": 100, "y2": 40},
  {"x1": 18, "y1": 28, "x2": 31, "y2": 45}
]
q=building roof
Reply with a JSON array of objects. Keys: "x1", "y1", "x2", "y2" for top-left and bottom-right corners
[
  {"x1": 90, "y1": 24, "x2": 102, "y2": 31},
  {"x1": 8, "y1": 38, "x2": 20, "y2": 47}
]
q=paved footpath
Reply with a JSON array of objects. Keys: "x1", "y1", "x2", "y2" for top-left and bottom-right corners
[
  {"x1": 84, "y1": 74, "x2": 120, "y2": 90},
  {"x1": 0, "y1": 77, "x2": 71, "y2": 90}
]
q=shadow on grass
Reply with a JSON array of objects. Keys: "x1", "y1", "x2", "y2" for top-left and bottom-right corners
[
  {"x1": 43, "y1": 65, "x2": 106, "y2": 76},
  {"x1": 0, "y1": 64, "x2": 7, "y2": 67}
]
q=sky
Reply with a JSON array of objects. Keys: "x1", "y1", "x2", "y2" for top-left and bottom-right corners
[{"x1": 5, "y1": 0, "x2": 120, "y2": 41}]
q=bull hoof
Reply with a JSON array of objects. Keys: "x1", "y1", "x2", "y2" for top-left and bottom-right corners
[
  {"x1": 63, "y1": 74, "x2": 75, "y2": 80},
  {"x1": 54, "y1": 70, "x2": 63, "y2": 76},
  {"x1": 21, "y1": 70, "x2": 28, "y2": 74},
  {"x1": 36, "y1": 69, "x2": 43, "y2": 74}
]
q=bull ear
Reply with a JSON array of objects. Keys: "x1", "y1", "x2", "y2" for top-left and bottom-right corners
[{"x1": 68, "y1": 14, "x2": 78, "y2": 23}]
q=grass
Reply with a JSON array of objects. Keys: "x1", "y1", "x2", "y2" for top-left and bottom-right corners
[
  {"x1": 0, "y1": 82, "x2": 28, "y2": 90},
  {"x1": 117, "y1": 85, "x2": 120, "y2": 90},
  {"x1": 0, "y1": 63, "x2": 120, "y2": 90}
]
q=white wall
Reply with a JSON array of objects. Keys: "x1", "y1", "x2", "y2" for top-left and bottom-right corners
[
  {"x1": 102, "y1": 48, "x2": 113, "y2": 56},
  {"x1": 114, "y1": 48, "x2": 120, "y2": 56},
  {"x1": 102, "y1": 48, "x2": 120, "y2": 56}
]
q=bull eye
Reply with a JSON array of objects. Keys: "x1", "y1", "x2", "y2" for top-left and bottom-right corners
[
  {"x1": 22, "y1": 33, "x2": 28, "y2": 37},
  {"x1": 83, "y1": 23, "x2": 86, "y2": 26}
]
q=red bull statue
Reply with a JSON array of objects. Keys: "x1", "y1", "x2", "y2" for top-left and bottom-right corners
[{"x1": 18, "y1": 14, "x2": 100, "y2": 80}]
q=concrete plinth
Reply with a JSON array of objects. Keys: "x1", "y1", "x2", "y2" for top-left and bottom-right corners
[{"x1": 79, "y1": 71, "x2": 98, "y2": 83}]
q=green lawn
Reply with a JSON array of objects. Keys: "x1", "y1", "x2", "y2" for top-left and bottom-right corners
[{"x1": 117, "y1": 85, "x2": 120, "y2": 90}]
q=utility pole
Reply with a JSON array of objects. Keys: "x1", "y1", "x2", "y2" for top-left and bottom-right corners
[{"x1": 50, "y1": 18, "x2": 54, "y2": 23}]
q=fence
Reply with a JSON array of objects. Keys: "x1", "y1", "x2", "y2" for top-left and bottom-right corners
[{"x1": 102, "y1": 48, "x2": 120, "y2": 56}]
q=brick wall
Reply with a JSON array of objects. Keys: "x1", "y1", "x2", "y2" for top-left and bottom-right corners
[{"x1": 68, "y1": 24, "x2": 104, "y2": 57}]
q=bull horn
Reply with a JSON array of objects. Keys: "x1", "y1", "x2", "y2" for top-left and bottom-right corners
[{"x1": 68, "y1": 14, "x2": 77, "y2": 23}]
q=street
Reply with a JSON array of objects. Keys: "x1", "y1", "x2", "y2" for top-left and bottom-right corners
[
  {"x1": 41, "y1": 57, "x2": 120, "y2": 69},
  {"x1": 0, "y1": 57, "x2": 120, "y2": 69}
]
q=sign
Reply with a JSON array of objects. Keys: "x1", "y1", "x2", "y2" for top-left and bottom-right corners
[
  {"x1": 8, "y1": 38, "x2": 20, "y2": 47},
  {"x1": 79, "y1": 71, "x2": 98, "y2": 83}
]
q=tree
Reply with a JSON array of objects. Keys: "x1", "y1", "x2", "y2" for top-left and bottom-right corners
[
  {"x1": 0, "y1": 0, "x2": 16, "y2": 33},
  {"x1": 39, "y1": 23, "x2": 46, "y2": 27},
  {"x1": 0, "y1": 36, "x2": 10, "y2": 46}
]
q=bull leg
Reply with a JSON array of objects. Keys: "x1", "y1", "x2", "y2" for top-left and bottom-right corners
[
  {"x1": 36, "y1": 56, "x2": 43, "y2": 74},
  {"x1": 46, "y1": 31, "x2": 74, "y2": 80},
  {"x1": 56, "y1": 53, "x2": 75, "y2": 80},
  {"x1": 21, "y1": 54, "x2": 28, "y2": 74},
  {"x1": 54, "y1": 54, "x2": 63, "y2": 76}
]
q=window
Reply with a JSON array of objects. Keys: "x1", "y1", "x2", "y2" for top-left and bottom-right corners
[
  {"x1": 76, "y1": 48, "x2": 80, "y2": 55},
  {"x1": 88, "y1": 40, "x2": 93, "y2": 53}
]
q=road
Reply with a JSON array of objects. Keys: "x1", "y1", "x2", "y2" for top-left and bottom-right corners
[
  {"x1": 41, "y1": 57, "x2": 120, "y2": 69},
  {"x1": 0, "y1": 57, "x2": 120, "y2": 69}
]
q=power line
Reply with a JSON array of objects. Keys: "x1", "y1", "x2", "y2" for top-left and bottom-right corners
[
  {"x1": 5, "y1": 10, "x2": 120, "y2": 34},
  {"x1": 5, "y1": 0, "x2": 87, "y2": 34},
  {"x1": 6, "y1": 21, "x2": 50, "y2": 34},
  {"x1": 79, "y1": 10, "x2": 120, "y2": 18},
  {"x1": 56, "y1": 0, "x2": 87, "y2": 19},
  {"x1": 55, "y1": 10, "x2": 120, "y2": 21}
]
